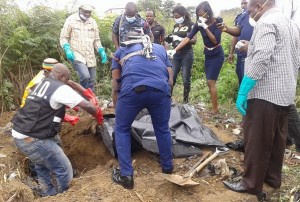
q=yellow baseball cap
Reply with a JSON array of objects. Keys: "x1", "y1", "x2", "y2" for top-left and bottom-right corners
[{"x1": 42, "y1": 58, "x2": 58, "y2": 71}]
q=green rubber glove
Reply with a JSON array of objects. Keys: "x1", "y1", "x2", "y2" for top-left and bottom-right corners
[
  {"x1": 236, "y1": 76, "x2": 257, "y2": 115},
  {"x1": 63, "y1": 44, "x2": 75, "y2": 62},
  {"x1": 98, "y1": 47, "x2": 107, "y2": 64}
]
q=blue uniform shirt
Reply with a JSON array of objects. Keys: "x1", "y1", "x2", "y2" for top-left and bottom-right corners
[
  {"x1": 111, "y1": 43, "x2": 172, "y2": 98},
  {"x1": 235, "y1": 11, "x2": 254, "y2": 58}
]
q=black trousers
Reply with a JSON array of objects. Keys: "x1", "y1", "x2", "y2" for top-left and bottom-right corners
[
  {"x1": 242, "y1": 99, "x2": 290, "y2": 194},
  {"x1": 287, "y1": 104, "x2": 300, "y2": 152}
]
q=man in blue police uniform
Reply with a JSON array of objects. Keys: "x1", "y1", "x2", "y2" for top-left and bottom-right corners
[
  {"x1": 110, "y1": 31, "x2": 173, "y2": 189},
  {"x1": 218, "y1": 0, "x2": 254, "y2": 85},
  {"x1": 112, "y1": 2, "x2": 154, "y2": 49}
]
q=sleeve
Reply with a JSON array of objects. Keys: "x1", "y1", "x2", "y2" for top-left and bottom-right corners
[
  {"x1": 187, "y1": 23, "x2": 199, "y2": 39},
  {"x1": 112, "y1": 16, "x2": 121, "y2": 34},
  {"x1": 246, "y1": 22, "x2": 276, "y2": 80},
  {"x1": 50, "y1": 85, "x2": 84, "y2": 109},
  {"x1": 93, "y1": 20, "x2": 103, "y2": 51},
  {"x1": 60, "y1": 16, "x2": 72, "y2": 47}
]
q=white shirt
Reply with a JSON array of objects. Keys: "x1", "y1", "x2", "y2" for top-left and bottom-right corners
[{"x1": 12, "y1": 85, "x2": 84, "y2": 139}]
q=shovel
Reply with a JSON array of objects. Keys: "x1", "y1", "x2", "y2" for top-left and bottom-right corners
[{"x1": 161, "y1": 147, "x2": 229, "y2": 187}]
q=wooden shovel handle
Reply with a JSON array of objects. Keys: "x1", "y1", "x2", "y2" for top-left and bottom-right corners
[
  {"x1": 189, "y1": 151, "x2": 219, "y2": 178},
  {"x1": 183, "y1": 152, "x2": 211, "y2": 178}
]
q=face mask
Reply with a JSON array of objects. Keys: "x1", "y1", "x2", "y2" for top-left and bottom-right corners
[
  {"x1": 79, "y1": 14, "x2": 89, "y2": 21},
  {"x1": 248, "y1": 0, "x2": 269, "y2": 27},
  {"x1": 175, "y1": 17, "x2": 184, "y2": 24},
  {"x1": 126, "y1": 16, "x2": 136, "y2": 23},
  {"x1": 249, "y1": 17, "x2": 256, "y2": 27}
]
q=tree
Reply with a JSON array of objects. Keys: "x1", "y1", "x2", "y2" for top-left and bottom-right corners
[
  {"x1": 161, "y1": 0, "x2": 176, "y2": 18},
  {"x1": 137, "y1": 0, "x2": 163, "y2": 14}
]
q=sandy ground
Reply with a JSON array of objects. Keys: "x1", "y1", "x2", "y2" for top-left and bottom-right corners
[{"x1": 0, "y1": 107, "x2": 295, "y2": 202}]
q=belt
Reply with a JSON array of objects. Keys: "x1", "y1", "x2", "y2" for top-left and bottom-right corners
[
  {"x1": 204, "y1": 44, "x2": 220, "y2": 51},
  {"x1": 134, "y1": 85, "x2": 160, "y2": 93},
  {"x1": 23, "y1": 137, "x2": 35, "y2": 143}
]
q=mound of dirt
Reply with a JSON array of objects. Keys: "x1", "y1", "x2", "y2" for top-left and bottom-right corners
[{"x1": 0, "y1": 108, "x2": 296, "y2": 201}]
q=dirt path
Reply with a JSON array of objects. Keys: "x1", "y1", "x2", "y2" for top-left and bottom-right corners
[{"x1": 0, "y1": 109, "x2": 297, "y2": 202}]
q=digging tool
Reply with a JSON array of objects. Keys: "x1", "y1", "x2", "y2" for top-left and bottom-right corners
[{"x1": 161, "y1": 147, "x2": 229, "y2": 187}]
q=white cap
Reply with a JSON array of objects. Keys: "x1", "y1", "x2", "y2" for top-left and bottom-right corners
[{"x1": 79, "y1": 4, "x2": 95, "y2": 11}]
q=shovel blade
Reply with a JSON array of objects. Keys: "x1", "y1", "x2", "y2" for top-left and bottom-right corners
[{"x1": 161, "y1": 173, "x2": 199, "y2": 187}]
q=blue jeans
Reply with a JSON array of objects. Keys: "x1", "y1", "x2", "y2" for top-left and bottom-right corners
[
  {"x1": 236, "y1": 56, "x2": 245, "y2": 86},
  {"x1": 172, "y1": 49, "x2": 194, "y2": 87},
  {"x1": 14, "y1": 137, "x2": 73, "y2": 196},
  {"x1": 72, "y1": 61, "x2": 96, "y2": 90},
  {"x1": 115, "y1": 88, "x2": 173, "y2": 176}
]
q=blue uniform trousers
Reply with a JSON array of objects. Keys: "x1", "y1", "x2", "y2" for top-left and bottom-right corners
[{"x1": 115, "y1": 87, "x2": 173, "y2": 176}]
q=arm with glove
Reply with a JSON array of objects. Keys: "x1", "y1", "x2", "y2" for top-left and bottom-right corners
[
  {"x1": 236, "y1": 76, "x2": 257, "y2": 115},
  {"x1": 78, "y1": 99, "x2": 104, "y2": 125},
  {"x1": 98, "y1": 47, "x2": 107, "y2": 64},
  {"x1": 63, "y1": 43, "x2": 75, "y2": 62}
]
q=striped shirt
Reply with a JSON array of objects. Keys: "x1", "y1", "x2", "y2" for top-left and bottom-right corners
[
  {"x1": 245, "y1": 8, "x2": 300, "y2": 106},
  {"x1": 60, "y1": 13, "x2": 103, "y2": 67}
]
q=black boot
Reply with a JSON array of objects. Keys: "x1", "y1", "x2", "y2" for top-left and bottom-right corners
[
  {"x1": 112, "y1": 168, "x2": 134, "y2": 189},
  {"x1": 183, "y1": 84, "x2": 190, "y2": 103}
]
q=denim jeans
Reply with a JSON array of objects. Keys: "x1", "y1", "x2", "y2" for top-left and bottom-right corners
[
  {"x1": 72, "y1": 60, "x2": 96, "y2": 90},
  {"x1": 287, "y1": 104, "x2": 300, "y2": 152},
  {"x1": 14, "y1": 137, "x2": 73, "y2": 196},
  {"x1": 172, "y1": 49, "x2": 194, "y2": 87},
  {"x1": 115, "y1": 89, "x2": 173, "y2": 176},
  {"x1": 236, "y1": 56, "x2": 245, "y2": 86}
]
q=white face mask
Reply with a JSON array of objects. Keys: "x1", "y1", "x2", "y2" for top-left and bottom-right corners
[
  {"x1": 126, "y1": 16, "x2": 136, "y2": 23},
  {"x1": 175, "y1": 17, "x2": 184, "y2": 24},
  {"x1": 248, "y1": 0, "x2": 269, "y2": 27},
  {"x1": 79, "y1": 14, "x2": 89, "y2": 21},
  {"x1": 249, "y1": 17, "x2": 256, "y2": 27}
]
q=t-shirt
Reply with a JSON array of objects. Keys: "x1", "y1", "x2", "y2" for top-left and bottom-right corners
[
  {"x1": 12, "y1": 85, "x2": 83, "y2": 139},
  {"x1": 172, "y1": 21, "x2": 194, "y2": 53}
]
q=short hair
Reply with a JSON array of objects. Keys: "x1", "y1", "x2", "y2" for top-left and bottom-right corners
[{"x1": 146, "y1": 10, "x2": 156, "y2": 17}]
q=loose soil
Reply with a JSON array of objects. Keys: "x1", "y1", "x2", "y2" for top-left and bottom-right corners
[{"x1": 0, "y1": 107, "x2": 299, "y2": 202}]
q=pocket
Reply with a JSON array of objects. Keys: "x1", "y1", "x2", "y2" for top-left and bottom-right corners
[
  {"x1": 20, "y1": 106, "x2": 41, "y2": 133},
  {"x1": 47, "y1": 122, "x2": 62, "y2": 138}
]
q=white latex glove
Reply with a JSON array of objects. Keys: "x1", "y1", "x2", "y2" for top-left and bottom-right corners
[
  {"x1": 167, "y1": 50, "x2": 176, "y2": 58},
  {"x1": 172, "y1": 35, "x2": 183, "y2": 42},
  {"x1": 197, "y1": 17, "x2": 208, "y2": 29}
]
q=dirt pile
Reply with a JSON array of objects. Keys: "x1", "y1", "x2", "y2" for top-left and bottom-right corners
[{"x1": 0, "y1": 109, "x2": 299, "y2": 201}]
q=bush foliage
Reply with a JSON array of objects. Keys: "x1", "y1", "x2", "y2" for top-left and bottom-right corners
[{"x1": 0, "y1": 0, "x2": 298, "y2": 113}]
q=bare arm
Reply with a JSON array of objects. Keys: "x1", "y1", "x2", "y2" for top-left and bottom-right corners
[
  {"x1": 77, "y1": 99, "x2": 97, "y2": 115},
  {"x1": 228, "y1": 36, "x2": 238, "y2": 64},
  {"x1": 217, "y1": 23, "x2": 241, "y2": 37},
  {"x1": 174, "y1": 37, "x2": 190, "y2": 52},
  {"x1": 112, "y1": 32, "x2": 119, "y2": 50},
  {"x1": 111, "y1": 69, "x2": 121, "y2": 107},
  {"x1": 67, "y1": 80, "x2": 85, "y2": 94},
  {"x1": 167, "y1": 66, "x2": 173, "y2": 94}
]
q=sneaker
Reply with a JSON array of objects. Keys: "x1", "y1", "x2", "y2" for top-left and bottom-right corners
[{"x1": 112, "y1": 168, "x2": 134, "y2": 189}]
